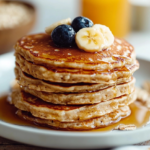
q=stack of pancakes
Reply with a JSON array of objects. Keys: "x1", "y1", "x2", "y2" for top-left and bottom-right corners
[{"x1": 12, "y1": 33, "x2": 139, "y2": 130}]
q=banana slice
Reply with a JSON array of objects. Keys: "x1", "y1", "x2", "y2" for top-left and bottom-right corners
[
  {"x1": 75, "y1": 27, "x2": 105, "y2": 52},
  {"x1": 92, "y1": 24, "x2": 114, "y2": 48},
  {"x1": 45, "y1": 18, "x2": 72, "y2": 35}
]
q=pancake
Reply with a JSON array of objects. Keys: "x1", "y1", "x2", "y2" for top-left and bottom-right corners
[
  {"x1": 13, "y1": 31, "x2": 139, "y2": 130},
  {"x1": 15, "y1": 65, "x2": 132, "y2": 93},
  {"x1": 15, "y1": 54, "x2": 139, "y2": 83},
  {"x1": 16, "y1": 105, "x2": 130, "y2": 130},
  {"x1": 21, "y1": 77, "x2": 135, "y2": 105},
  {"x1": 14, "y1": 33, "x2": 136, "y2": 71},
  {"x1": 11, "y1": 88, "x2": 136, "y2": 122}
]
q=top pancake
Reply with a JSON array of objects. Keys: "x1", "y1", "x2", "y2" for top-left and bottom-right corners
[{"x1": 14, "y1": 33, "x2": 136, "y2": 70}]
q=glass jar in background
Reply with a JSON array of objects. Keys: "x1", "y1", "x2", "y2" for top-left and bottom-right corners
[{"x1": 81, "y1": 0, "x2": 131, "y2": 37}]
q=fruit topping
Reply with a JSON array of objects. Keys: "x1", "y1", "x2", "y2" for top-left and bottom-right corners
[
  {"x1": 75, "y1": 27, "x2": 105, "y2": 52},
  {"x1": 92, "y1": 24, "x2": 114, "y2": 49},
  {"x1": 45, "y1": 18, "x2": 71, "y2": 35},
  {"x1": 46, "y1": 16, "x2": 114, "y2": 51},
  {"x1": 71, "y1": 16, "x2": 93, "y2": 32},
  {"x1": 51, "y1": 24, "x2": 75, "y2": 47}
]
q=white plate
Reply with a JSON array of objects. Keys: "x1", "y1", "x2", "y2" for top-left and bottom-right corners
[{"x1": 0, "y1": 52, "x2": 150, "y2": 149}]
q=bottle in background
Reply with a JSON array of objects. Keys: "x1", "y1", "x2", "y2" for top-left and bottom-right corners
[{"x1": 81, "y1": 0, "x2": 131, "y2": 37}]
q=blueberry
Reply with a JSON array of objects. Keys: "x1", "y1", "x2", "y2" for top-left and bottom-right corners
[
  {"x1": 51, "y1": 24, "x2": 75, "y2": 47},
  {"x1": 71, "y1": 16, "x2": 93, "y2": 32}
]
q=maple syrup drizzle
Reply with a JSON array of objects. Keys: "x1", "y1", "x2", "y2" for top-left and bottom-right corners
[
  {"x1": 0, "y1": 94, "x2": 150, "y2": 132},
  {"x1": 0, "y1": 95, "x2": 38, "y2": 128}
]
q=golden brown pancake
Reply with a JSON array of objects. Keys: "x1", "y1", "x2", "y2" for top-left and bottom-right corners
[
  {"x1": 11, "y1": 88, "x2": 136, "y2": 122},
  {"x1": 12, "y1": 32, "x2": 139, "y2": 130},
  {"x1": 16, "y1": 105, "x2": 130, "y2": 130},
  {"x1": 14, "y1": 33, "x2": 136, "y2": 71},
  {"x1": 15, "y1": 54, "x2": 139, "y2": 83},
  {"x1": 15, "y1": 65, "x2": 132, "y2": 93},
  {"x1": 21, "y1": 77, "x2": 135, "y2": 105}
]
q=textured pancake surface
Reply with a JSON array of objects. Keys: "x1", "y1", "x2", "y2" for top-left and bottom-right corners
[
  {"x1": 14, "y1": 33, "x2": 136, "y2": 70},
  {"x1": 15, "y1": 54, "x2": 139, "y2": 83},
  {"x1": 13, "y1": 32, "x2": 138, "y2": 130},
  {"x1": 15, "y1": 65, "x2": 132, "y2": 93},
  {"x1": 21, "y1": 77, "x2": 135, "y2": 105},
  {"x1": 11, "y1": 88, "x2": 136, "y2": 122},
  {"x1": 17, "y1": 105, "x2": 130, "y2": 130}
]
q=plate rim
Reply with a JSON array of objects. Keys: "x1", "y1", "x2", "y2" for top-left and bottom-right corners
[
  {"x1": 0, "y1": 119, "x2": 150, "y2": 136},
  {"x1": 1, "y1": 120, "x2": 150, "y2": 149}
]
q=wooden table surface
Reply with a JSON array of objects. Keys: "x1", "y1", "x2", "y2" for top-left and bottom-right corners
[{"x1": 0, "y1": 136, "x2": 150, "y2": 150}]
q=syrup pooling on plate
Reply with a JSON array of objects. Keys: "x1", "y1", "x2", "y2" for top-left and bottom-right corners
[
  {"x1": 0, "y1": 95, "x2": 150, "y2": 132},
  {"x1": 0, "y1": 95, "x2": 36, "y2": 128},
  {"x1": 92, "y1": 102, "x2": 150, "y2": 132}
]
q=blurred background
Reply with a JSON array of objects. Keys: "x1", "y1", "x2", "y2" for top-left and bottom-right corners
[{"x1": 0, "y1": 0, "x2": 150, "y2": 60}]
